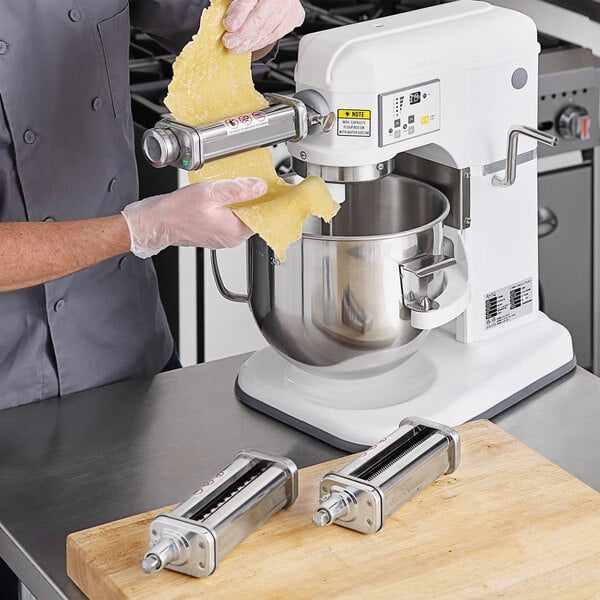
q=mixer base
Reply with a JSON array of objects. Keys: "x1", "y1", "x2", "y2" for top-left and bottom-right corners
[{"x1": 236, "y1": 313, "x2": 575, "y2": 451}]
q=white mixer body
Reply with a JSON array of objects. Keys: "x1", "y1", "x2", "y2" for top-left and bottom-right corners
[
  {"x1": 292, "y1": 0, "x2": 543, "y2": 345},
  {"x1": 235, "y1": 0, "x2": 575, "y2": 448}
]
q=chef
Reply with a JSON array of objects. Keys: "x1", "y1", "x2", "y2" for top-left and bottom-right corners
[{"x1": 0, "y1": 0, "x2": 303, "y2": 595}]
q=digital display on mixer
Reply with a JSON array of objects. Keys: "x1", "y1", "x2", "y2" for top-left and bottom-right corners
[
  {"x1": 378, "y1": 80, "x2": 439, "y2": 147},
  {"x1": 409, "y1": 92, "x2": 421, "y2": 105}
]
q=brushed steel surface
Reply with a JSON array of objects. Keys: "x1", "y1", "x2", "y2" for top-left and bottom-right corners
[
  {"x1": 0, "y1": 357, "x2": 598, "y2": 600},
  {"x1": 314, "y1": 418, "x2": 460, "y2": 533},
  {"x1": 291, "y1": 158, "x2": 395, "y2": 182},
  {"x1": 144, "y1": 450, "x2": 297, "y2": 577},
  {"x1": 246, "y1": 175, "x2": 450, "y2": 378},
  {"x1": 143, "y1": 102, "x2": 302, "y2": 171},
  {"x1": 394, "y1": 153, "x2": 471, "y2": 230},
  {"x1": 0, "y1": 356, "x2": 344, "y2": 600}
]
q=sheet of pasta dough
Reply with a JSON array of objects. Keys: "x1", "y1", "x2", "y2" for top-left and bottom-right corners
[{"x1": 164, "y1": 0, "x2": 339, "y2": 261}]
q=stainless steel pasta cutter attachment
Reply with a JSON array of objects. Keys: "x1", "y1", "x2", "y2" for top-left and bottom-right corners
[
  {"x1": 141, "y1": 449, "x2": 297, "y2": 577},
  {"x1": 313, "y1": 417, "x2": 460, "y2": 533}
]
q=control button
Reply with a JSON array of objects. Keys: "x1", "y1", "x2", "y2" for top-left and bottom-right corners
[
  {"x1": 92, "y1": 97, "x2": 103, "y2": 111},
  {"x1": 408, "y1": 126, "x2": 415, "y2": 135},
  {"x1": 394, "y1": 130, "x2": 401, "y2": 139},
  {"x1": 403, "y1": 124, "x2": 407, "y2": 130},
  {"x1": 0, "y1": 41, "x2": 8, "y2": 55},
  {"x1": 108, "y1": 177, "x2": 117, "y2": 192},
  {"x1": 421, "y1": 115, "x2": 429, "y2": 125},
  {"x1": 68, "y1": 9, "x2": 81, "y2": 22},
  {"x1": 388, "y1": 128, "x2": 393, "y2": 134},
  {"x1": 23, "y1": 130, "x2": 37, "y2": 144},
  {"x1": 43, "y1": 216, "x2": 56, "y2": 222},
  {"x1": 511, "y1": 67, "x2": 528, "y2": 90},
  {"x1": 118, "y1": 256, "x2": 129, "y2": 269},
  {"x1": 54, "y1": 299, "x2": 66, "y2": 312},
  {"x1": 394, "y1": 119, "x2": 401, "y2": 128},
  {"x1": 408, "y1": 115, "x2": 415, "y2": 124}
]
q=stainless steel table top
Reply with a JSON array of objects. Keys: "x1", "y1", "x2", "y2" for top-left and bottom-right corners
[{"x1": 0, "y1": 355, "x2": 598, "y2": 600}]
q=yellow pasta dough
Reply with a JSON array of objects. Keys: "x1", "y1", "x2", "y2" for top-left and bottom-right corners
[
  {"x1": 164, "y1": 0, "x2": 266, "y2": 124},
  {"x1": 164, "y1": 0, "x2": 339, "y2": 260},
  {"x1": 228, "y1": 176, "x2": 339, "y2": 260}
]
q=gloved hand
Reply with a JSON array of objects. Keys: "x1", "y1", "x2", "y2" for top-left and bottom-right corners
[
  {"x1": 222, "y1": 0, "x2": 305, "y2": 56},
  {"x1": 121, "y1": 177, "x2": 266, "y2": 258}
]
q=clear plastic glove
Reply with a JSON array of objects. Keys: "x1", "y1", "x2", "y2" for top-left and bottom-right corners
[
  {"x1": 222, "y1": 0, "x2": 305, "y2": 55},
  {"x1": 121, "y1": 177, "x2": 266, "y2": 258}
]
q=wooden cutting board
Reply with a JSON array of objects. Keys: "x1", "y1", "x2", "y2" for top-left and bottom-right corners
[{"x1": 67, "y1": 420, "x2": 600, "y2": 599}]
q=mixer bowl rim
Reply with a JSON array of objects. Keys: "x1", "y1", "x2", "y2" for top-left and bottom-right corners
[{"x1": 302, "y1": 175, "x2": 451, "y2": 242}]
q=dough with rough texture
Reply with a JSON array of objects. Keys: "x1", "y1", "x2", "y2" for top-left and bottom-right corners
[
  {"x1": 228, "y1": 176, "x2": 338, "y2": 260},
  {"x1": 164, "y1": 0, "x2": 339, "y2": 260}
]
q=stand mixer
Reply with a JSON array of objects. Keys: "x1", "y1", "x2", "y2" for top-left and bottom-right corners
[{"x1": 143, "y1": 0, "x2": 575, "y2": 450}]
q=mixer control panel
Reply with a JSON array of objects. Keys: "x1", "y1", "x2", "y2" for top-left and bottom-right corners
[{"x1": 378, "y1": 80, "x2": 440, "y2": 147}]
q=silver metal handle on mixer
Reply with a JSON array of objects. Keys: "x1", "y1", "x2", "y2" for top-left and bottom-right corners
[
  {"x1": 399, "y1": 232, "x2": 471, "y2": 330},
  {"x1": 492, "y1": 126, "x2": 558, "y2": 187},
  {"x1": 401, "y1": 254, "x2": 457, "y2": 278},
  {"x1": 210, "y1": 249, "x2": 248, "y2": 303},
  {"x1": 400, "y1": 254, "x2": 457, "y2": 313}
]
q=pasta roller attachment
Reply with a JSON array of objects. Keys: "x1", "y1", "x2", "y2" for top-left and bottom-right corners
[
  {"x1": 313, "y1": 417, "x2": 460, "y2": 533},
  {"x1": 141, "y1": 449, "x2": 298, "y2": 577}
]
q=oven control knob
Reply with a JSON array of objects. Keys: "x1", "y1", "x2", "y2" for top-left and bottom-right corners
[{"x1": 557, "y1": 105, "x2": 590, "y2": 141}]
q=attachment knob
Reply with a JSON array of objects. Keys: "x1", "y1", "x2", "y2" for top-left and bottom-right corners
[
  {"x1": 312, "y1": 489, "x2": 354, "y2": 527},
  {"x1": 557, "y1": 105, "x2": 590, "y2": 141},
  {"x1": 142, "y1": 128, "x2": 180, "y2": 168}
]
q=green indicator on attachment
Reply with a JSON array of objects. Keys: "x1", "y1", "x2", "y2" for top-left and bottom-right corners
[{"x1": 182, "y1": 157, "x2": 190, "y2": 168}]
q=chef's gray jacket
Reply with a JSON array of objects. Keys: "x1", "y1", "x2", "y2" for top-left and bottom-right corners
[{"x1": 0, "y1": 0, "x2": 206, "y2": 409}]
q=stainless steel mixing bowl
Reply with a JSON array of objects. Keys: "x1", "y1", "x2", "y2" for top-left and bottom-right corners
[{"x1": 213, "y1": 174, "x2": 451, "y2": 379}]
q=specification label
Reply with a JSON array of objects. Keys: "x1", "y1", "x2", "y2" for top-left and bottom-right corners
[
  {"x1": 337, "y1": 108, "x2": 371, "y2": 137},
  {"x1": 485, "y1": 278, "x2": 533, "y2": 330}
]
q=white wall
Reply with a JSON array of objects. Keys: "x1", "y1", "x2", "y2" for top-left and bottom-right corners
[{"x1": 490, "y1": 0, "x2": 600, "y2": 55}]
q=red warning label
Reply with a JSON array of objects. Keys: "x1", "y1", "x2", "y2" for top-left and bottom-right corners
[{"x1": 223, "y1": 111, "x2": 268, "y2": 135}]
